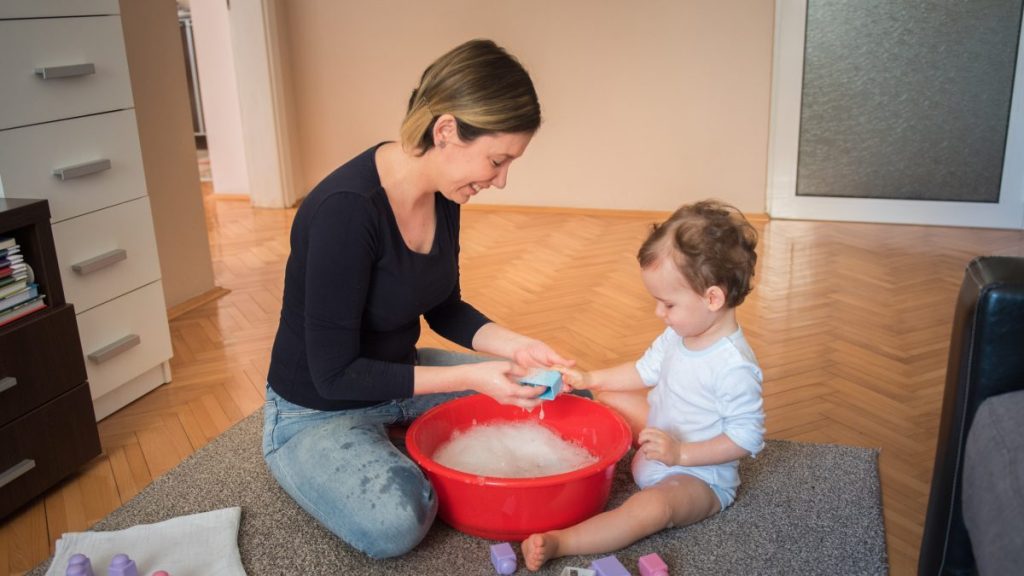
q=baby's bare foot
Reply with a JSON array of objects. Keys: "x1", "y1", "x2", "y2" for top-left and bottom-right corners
[{"x1": 521, "y1": 532, "x2": 559, "y2": 572}]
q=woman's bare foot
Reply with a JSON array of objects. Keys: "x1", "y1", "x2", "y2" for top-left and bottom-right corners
[{"x1": 521, "y1": 532, "x2": 559, "y2": 571}]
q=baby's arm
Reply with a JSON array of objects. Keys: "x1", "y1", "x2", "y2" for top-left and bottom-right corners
[
  {"x1": 558, "y1": 362, "x2": 646, "y2": 394},
  {"x1": 637, "y1": 429, "x2": 750, "y2": 467}
]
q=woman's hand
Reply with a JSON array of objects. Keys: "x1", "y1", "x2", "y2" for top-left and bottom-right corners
[
  {"x1": 511, "y1": 338, "x2": 575, "y2": 370},
  {"x1": 638, "y1": 427, "x2": 683, "y2": 466},
  {"x1": 463, "y1": 360, "x2": 545, "y2": 409}
]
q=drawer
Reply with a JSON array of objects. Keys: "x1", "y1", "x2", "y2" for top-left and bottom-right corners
[
  {"x1": 0, "y1": 1, "x2": 118, "y2": 19},
  {"x1": 0, "y1": 110, "x2": 146, "y2": 223},
  {"x1": 0, "y1": 0, "x2": 117, "y2": 19},
  {"x1": 0, "y1": 382, "x2": 100, "y2": 520},
  {"x1": 0, "y1": 16, "x2": 133, "y2": 130},
  {"x1": 52, "y1": 197, "x2": 161, "y2": 314},
  {"x1": 0, "y1": 305, "x2": 86, "y2": 428},
  {"x1": 76, "y1": 281, "x2": 172, "y2": 400}
]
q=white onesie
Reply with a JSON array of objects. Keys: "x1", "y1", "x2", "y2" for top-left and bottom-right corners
[{"x1": 632, "y1": 326, "x2": 765, "y2": 509}]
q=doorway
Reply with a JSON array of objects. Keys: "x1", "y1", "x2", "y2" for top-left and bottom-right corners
[{"x1": 767, "y1": 0, "x2": 1024, "y2": 229}]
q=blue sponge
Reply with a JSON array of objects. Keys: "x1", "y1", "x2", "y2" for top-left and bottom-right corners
[{"x1": 518, "y1": 369, "x2": 563, "y2": 400}]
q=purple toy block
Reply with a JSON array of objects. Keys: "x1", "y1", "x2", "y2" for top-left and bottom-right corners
[
  {"x1": 66, "y1": 553, "x2": 94, "y2": 576},
  {"x1": 107, "y1": 553, "x2": 138, "y2": 576},
  {"x1": 490, "y1": 542, "x2": 517, "y2": 575},
  {"x1": 638, "y1": 552, "x2": 669, "y2": 576},
  {"x1": 590, "y1": 555, "x2": 630, "y2": 576},
  {"x1": 518, "y1": 369, "x2": 563, "y2": 400}
]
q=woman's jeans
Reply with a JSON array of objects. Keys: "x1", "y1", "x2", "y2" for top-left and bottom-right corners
[{"x1": 262, "y1": 348, "x2": 485, "y2": 558}]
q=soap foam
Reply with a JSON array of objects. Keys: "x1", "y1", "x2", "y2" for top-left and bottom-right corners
[{"x1": 433, "y1": 421, "x2": 598, "y2": 478}]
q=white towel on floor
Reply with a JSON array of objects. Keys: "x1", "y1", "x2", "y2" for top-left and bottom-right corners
[{"x1": 45, "y1": 507, "x2": 245, "y2": 576}]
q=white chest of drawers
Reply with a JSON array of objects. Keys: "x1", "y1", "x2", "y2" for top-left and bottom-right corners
[{"x1": 0, "y1": 1, "x2": 173, "y2": 420}]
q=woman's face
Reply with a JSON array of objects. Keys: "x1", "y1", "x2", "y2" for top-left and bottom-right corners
[{"x1": 436, "y1": 130, "x2": 533, "y2": 204}]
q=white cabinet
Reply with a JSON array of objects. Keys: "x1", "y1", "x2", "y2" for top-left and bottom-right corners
[{"x1": 0, "y1": 5, "x2": 173, "y2": 420}]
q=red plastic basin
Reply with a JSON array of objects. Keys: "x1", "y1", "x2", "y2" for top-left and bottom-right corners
[{"x1": 406, "y1": 394, "x2": 632, "y2": 540}]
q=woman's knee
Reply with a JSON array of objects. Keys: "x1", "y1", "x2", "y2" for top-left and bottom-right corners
[{"x1": 346, "y1": 466, "x2": 439, "y2": 558}]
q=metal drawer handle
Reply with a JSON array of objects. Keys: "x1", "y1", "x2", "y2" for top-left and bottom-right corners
[
  {"x1": 34, "y1": 63, "x2": 96, "y2": 79},
  {"x1": 88, "y1": 333, "x2": 140, "y2": 364},
  {"x1": 53, "y1": 159, "x2": 112, "y2": 181},
  {"x1": 0, "y1": 376, "x2": 16, "y2": 394},
  {"x1": 0, "y1": 459, "x2": 36, "y2": 490},
  {"x1": 72, "y1": 248, "x2": 127, "y2": 275}
]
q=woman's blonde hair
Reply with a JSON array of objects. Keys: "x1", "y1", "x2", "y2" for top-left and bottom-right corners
[
  {"x1": 400, "y1": 39, "x2": 541, "y2": 155},
  {"x1": 638, "y1": 200, "x2": 759, "y2": 307}
]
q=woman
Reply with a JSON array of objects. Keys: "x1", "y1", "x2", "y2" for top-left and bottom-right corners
[{"x1": 262, "y1": 39, "x2": 572, "y2": 559}]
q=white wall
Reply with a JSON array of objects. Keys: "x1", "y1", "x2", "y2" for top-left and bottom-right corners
[
  {"x1": 190, "y1": 0, "x2": 250, "y2": 196},
  {"x1": 281, "y1": 1, "x2": 775, "y2": 213}
]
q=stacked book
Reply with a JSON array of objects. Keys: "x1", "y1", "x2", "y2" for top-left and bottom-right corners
[{"x1": 0, "y1": 236, "x2": 46, "y2": 327}]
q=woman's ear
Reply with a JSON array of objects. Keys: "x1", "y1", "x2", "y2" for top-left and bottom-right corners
[
  {"x1": 705, "y1": 286, "x2": 727, "y2": 311},
  {"x1": 432, "y1": 114, "x2": 458, "y2": 149}
]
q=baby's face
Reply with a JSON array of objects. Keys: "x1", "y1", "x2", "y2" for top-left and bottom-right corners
[{"x1": 641, "y1": 258, "x2": 717, "y2": 340}]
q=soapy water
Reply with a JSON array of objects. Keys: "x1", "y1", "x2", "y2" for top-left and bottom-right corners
[{"x1": 433, "y1": 421, "x2": 598, "y2": 478}]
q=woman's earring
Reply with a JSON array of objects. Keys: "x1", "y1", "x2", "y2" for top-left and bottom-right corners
[{"x1": 439, "y1": 140, "x2": 447, "y2": 149}]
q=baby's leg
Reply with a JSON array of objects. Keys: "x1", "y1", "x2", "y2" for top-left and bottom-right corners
[
  {"x1": 593, "y1": 388, "x2": 648, "y2": 441},
  {"x1": 521, "y1": 474, "x2": 719, "y2": 571}
]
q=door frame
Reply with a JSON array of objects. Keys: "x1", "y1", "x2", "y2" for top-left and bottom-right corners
[{"x1": 766, "y1": 0, "x2": 1024, "y2": 229}]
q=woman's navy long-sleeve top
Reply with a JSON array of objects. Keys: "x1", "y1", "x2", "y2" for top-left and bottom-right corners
[{"x1": 267, "y1": 145, "x2": 490, "y2": 410}]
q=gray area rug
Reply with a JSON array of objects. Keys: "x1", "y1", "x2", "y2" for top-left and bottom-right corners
[{"x1": 32, "y1": 412, "x2": 887, "y2": 575}]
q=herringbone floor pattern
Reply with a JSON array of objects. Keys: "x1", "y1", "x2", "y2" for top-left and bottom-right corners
[{"x1": 1, "y1": 196, "x2": 1022, "y2": 575}]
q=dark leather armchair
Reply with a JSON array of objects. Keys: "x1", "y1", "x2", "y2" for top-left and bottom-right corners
[{"x1": 919, "y1": 256, "x2": 1024, "y2": 575}]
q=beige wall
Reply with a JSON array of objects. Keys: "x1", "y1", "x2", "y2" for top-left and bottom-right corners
[
  {"x1": 282, "y1": 1, "x2": 774, "y2": 213},
  {"x1": 120, "y1": 0, "x2": 216, "y2": 308}
]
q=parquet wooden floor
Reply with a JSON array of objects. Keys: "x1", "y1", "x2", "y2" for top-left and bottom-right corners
[{"x1": 1, "y1": 196, "x2": 1022, "y2": 575}]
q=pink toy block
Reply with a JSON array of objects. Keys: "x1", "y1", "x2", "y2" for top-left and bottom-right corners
[
  {"x1": 108, "y1": 553, "x2": 138, "y2": 576},
  {"x1": 152, "y1": 572, "x2": 171, "y2": 576},
  {"x1": 638, "y1": 552, "x2": 669, "y2": 576},
  {"x1": 66, "y1": 553, "x2": 94, "y2": 576},
  {"x1": 490, "y1": 542, "x2": 517, "y2": 575},
  {"x1": 590, "y1": 555, "x2": 630, "y2": 576}
]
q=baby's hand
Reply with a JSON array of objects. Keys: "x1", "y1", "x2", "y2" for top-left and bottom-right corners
[
  {"x1": 555, "y1": 366, "x2": 591, "y2": 392},
  {"x1": 637, "y1": 427, "x2": 682, "y2": 466}
]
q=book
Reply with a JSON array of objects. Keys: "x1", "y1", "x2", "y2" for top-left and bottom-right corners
[
  {"x1": 0, "y1": 246, "x2": 20, "y2": 259},
  {"x1": 0, "y1": 278, "x2": 28, "y2": 299},
  {"x1": 0, "y1": 271, "x2": 27, "y2": 287},
  {"x1": 0, "y1": 283, "x2": 39, "y2": 312},
  {"x1": 0, "y1": 254, "x2": 23, "y2": 268},
  {"x1": 0, "y1": 237, "x2": 15, "y2": 251},
  {"x1": 0, "y1": 295, "x2": 46, "y2": 328}
]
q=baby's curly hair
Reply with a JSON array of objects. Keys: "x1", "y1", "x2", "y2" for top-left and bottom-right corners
[{"x1": 637, "y1": 200, "x2": 758, "y2": 308}]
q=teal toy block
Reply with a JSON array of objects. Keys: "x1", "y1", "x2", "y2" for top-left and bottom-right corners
[{"x1": 518, "y1": 369, "x2": 563, "y2": 400}]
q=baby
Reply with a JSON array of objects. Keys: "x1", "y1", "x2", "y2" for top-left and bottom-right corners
[{"x1": 523, "y1": 200, "x2": 765, "y2": 571}]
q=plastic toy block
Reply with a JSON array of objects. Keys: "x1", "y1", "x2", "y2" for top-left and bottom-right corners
[
  {"x1": 638, "y1": 552, "x2": 669, "y2": 576},
  {"x1": 518, "y1": 369, "x2": 563, "y2": 400},
  {"x1": 107, "y1": 553, "x2": 138, "y2": 576},
  {"x1": 559, "y1": 568, "x2": 597, "y2": 576},
  {"x1": 66, "y1": 553, "x2": 94, "y2": 576},
  {"x1": 489, "y1": 542, "x2": 517, "y2": 575},
  {"x1": 152, "y1": 572, "x2": 170, "y2": 576},
  {"x1": 590, "y1": 555, "x2": 630, "y2": 576}
]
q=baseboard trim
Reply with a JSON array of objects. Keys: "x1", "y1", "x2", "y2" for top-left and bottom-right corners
[
  {"x1": 462, "y1": 203, "x2": 769, "y2": 222},
  {"x1": 167, "y1": 285, "x2": 232, "y2": 320}
]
